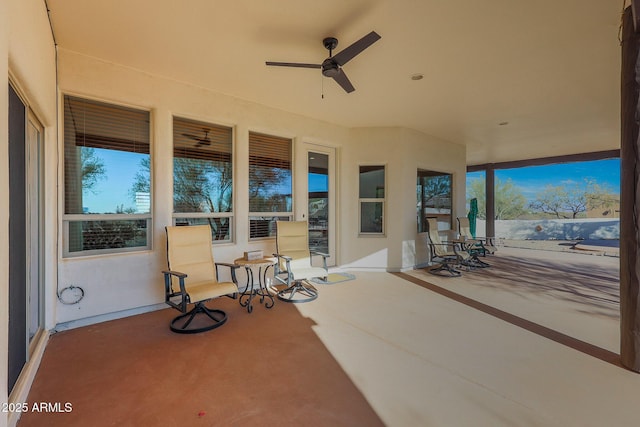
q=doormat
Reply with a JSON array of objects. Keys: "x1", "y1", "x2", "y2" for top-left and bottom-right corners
[{"x1": 310, "y1": 272, "x2": 356, "y2": 285}]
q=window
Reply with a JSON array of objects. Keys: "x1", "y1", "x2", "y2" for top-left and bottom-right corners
[
  {"x1": 359, "y1": 165, "x2": 385, "y2": 234},
  {"x1": 173, "y1": 117, "x2": 233, "y2": 242},
  {"x1": 63, "y1": 95, "x2": 151, "y2": 256},
  {"x1": 417, "y1": 170, "x2": 452, "y2": 233},
  {"x1": 248, "y1": 132, "x2": 292, "y2": 239}
]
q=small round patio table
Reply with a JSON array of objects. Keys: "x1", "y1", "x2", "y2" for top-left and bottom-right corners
[{"x1": 234, "y1": 257, "x2": 277, "y2": 313}]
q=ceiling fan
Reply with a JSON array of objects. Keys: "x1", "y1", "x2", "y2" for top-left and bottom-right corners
[
  {"x1": 266, "y1": 31, "x2": 381, "y2": 93},
  {"x1": 182, "y1": 129, "x2": 211, "y2": 146}
]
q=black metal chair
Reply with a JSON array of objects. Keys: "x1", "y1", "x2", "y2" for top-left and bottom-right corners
[
  {"x1": 426, "y1": 218, "x2": 467, "y2": 277},
  {"x1": 457, "y1": 216, "x2": 498, "y2": 255},
  {"x1": 456, "y1": 217, "x2": 491, "y2": 268}
]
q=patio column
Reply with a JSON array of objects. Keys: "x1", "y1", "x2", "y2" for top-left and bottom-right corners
[
  {"x1": 485, "y1": 166, "x2": 495, "y2": 238},
  {"x1": 620, "y1": 5, "x2": 640, "y2": 373}
]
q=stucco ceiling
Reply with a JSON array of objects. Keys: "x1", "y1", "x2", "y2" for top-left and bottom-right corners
[{"x1": 46, "y1": 0, "x2": 622, "y2": 165}]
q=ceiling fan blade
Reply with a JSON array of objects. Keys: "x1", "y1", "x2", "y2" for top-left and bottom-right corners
[
  {"x1": 332, "y1": 31, "x2": 381, "y2": 66},
  {"x1": 265, "y1": 61, "x2": 322, "y2": 69},
  {"x1": 182, "y1": 133, "x2": 201, "y2": 140},
  {"x1": 332, "y1": 69, "x2": 355, "y2": 93}
]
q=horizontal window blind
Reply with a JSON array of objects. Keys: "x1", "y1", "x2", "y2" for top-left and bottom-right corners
[
  {"x1": 249, "y1": 132, "x2": 291, "y2": 170},
  {"x1": 173, "y1": 117, "x2": 232, "y2": 163},
  {"x1": 64, "y1": 96, "x2": 150, "y2": 154}
]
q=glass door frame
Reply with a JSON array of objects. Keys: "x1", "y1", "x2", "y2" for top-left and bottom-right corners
[
  {"x1": 8, "y1": 80, "x2": 46, "y2": 399},
  {"x1": 26, "y1": 110, "x2": 45, "y2": 349},
  {"x1": 298, "y1": 143, "x2": 337, "y2": 266}
]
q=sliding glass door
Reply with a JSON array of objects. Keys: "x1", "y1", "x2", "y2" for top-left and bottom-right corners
[{"x1": 8, "y1": 83, "x2": 45, "y2": 395}]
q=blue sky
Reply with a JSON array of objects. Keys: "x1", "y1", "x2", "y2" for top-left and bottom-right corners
[
  {"x1": 85, "y1": 149, "x2": 329, "y2": 213},
  {"x1": 466, "y1": 158, "x2": 620, "y2": 201},
  {"x1": 83, "y1": 149, "x2": 146, "y2": 213},
  {"x1": 85, "y1": 149, "x2": 618, "y2": 212},
  {"x1": 309, "y1": 173, "x2": 328, "y2": 192}
]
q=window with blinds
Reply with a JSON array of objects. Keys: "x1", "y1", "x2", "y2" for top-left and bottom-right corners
[
  {"x1": 173, "y1": 117, "x2": 233, "y2": 242},
  {"x1": 63, "y1": 95, "x2": 151, "y2": 255},
  {"x1": 248, "y1": 131, "x2": 292, "y2": 238}
]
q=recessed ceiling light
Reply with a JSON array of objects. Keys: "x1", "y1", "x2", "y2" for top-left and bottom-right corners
[{"x1": 411, "y1": 73, "x2": 424, "y2": 81}]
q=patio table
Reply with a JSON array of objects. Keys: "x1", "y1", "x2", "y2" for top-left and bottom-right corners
[{"x1": 234, "y1": 257, "x2": 277, "y2": 313}]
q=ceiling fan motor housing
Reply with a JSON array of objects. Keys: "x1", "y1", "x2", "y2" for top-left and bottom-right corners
[{"x1": 322, "y1": 59, "x2": 340, "y2": 77}]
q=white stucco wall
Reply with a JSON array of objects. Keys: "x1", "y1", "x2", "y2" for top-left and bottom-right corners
[
  {"x1": 55, "y1": 49, "x2": 355, "y2": 323},
  {"x1": 341, "y1": 127, "x2": 466, "y2": 272},
  {"x1": 8, "y1": 0, "x2": 58, "y2": 332},
  {"x1": 4, "y1": 1, "x2": 57, "y2": 424}
]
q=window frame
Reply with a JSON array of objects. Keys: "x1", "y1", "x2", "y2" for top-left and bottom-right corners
[
  {"x1": 61, "y1": 94, "x2": 152, "y2": 257},
  {"x1": 358, "y1": 164, "x2": 386, "y2": 236}
]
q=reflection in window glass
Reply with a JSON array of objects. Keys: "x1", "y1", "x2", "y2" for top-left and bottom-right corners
[
  {"x1": 173, "y1": 117, "x2": 233, "y2": 243},
  {"x1": 309, "y1": 152, "x2": 329, "y2": 253},
  {"x1": 360, "y1": 202, "x2": 384, "y2": 233},
  {"x1": 417, "y1": 170, "x2": 452, "y2": 233},
  {"x1": 248, "y1": 132, "x2": 292, "y2": 238},
  {"x1": 63, "y1": 95, "x2": 151, "y2": 255}
]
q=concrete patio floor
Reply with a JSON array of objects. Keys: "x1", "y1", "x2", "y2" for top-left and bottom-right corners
[
  {"x1": 19, "y1": 246, "x2": 637, "y2": 427},
  {"x1": 295, "y1": 247, "x2": 637, "y2": 426}
]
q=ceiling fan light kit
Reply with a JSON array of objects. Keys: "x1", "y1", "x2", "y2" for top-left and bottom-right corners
[{"x1": 266, "y1": 31, "x2": 381, "y2": 94}]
